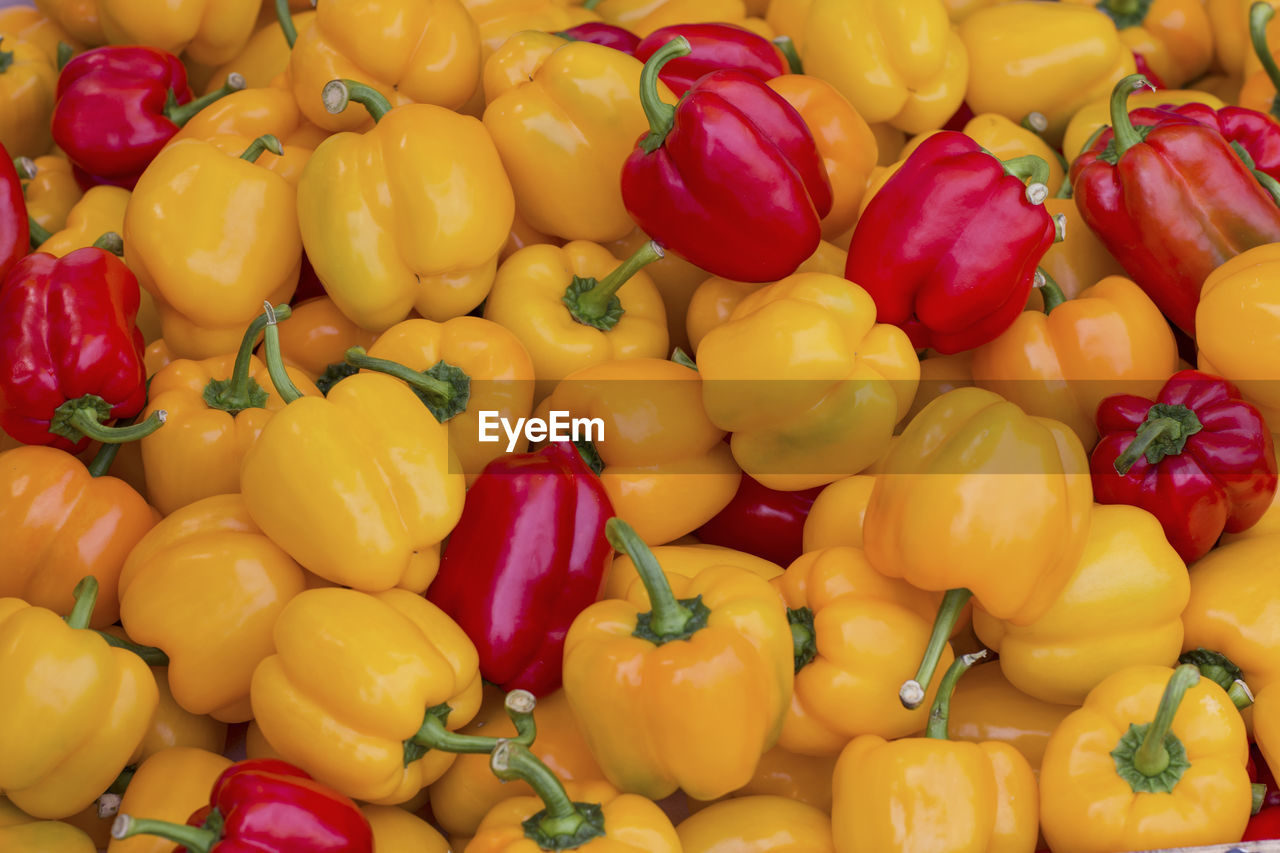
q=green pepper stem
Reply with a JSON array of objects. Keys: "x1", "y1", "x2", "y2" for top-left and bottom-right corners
[
  {"x1": 1113, "y1": 404, "x2": 1203, "y2": 474},
  {"x1": 1021, "y1": 111, "x2": 1048, "y2": 134},
  {"x1": 563, "y1": 240, "x2": 663, "y2": 331},
  {"x1": 900, "y1": 588, "x2": 972, "y2": 710},
  {"x1": 1110, "y1": 73, "x2": 1153, "y2": 158},
  {"x1": 491, "y1": 741, "x2": 600, "y2": 840},
  {"x1": 86, "y1": 440, "x2": 122, "y2": 478},
  {"x1": 1036, "y1": 268, "x2": 1065, "y2": 314},
  {"x1": 165, "y1": 74, "x2": 246, "y2": 127},
  {"x1": 14, "y1": 156, "x2": 36, "y2": 180},
  {"x1": 1230, "y1": 679, "x2": 1255, "y2": 710},
  {"x1": 344, "y1": 347, "x2": 455, "y2": 405},
  {"x1": 1114, "y1": 418, "x2": 1179, "y2": 474},
  {"x1": 95, "y1": 631, "x2": 171, "y2": 666},
  {"x1": 606, "y1": 518, "x2": 692, "y2": 639},
  {"x1": 1255, "y1": 782, "x2": 1267, "y2": 815},
  {"x1": 28, "y1": 216, "x2": 52, "y2": 249},
  {"x1": 92, "y1": 232, "x2": 124, "y2": 255},
  {"x1": 56, "y1": 41, "x2": 73, "y2": 71},
  {"x1": 275, "y1": 0, "x2": 298, "y2": 48},
  {"x1": 1253, "y1": 2, "x2": 1280, "y2": 119},
  {"x1": 1000, "y1": 154, "x2": 1050, "y2": 189},
  {"x1": 671, "y1": 347, "x2": 697, "y2": 370},
  {"x1": 410, "y1": 692, "x2": 537, "y2": 754},
  {"x1": 206, "y1": 306, "x2": 291, "y2": 413},
  {"x1": 322, "y1": 78, "x2": 391, "y2": 122},
  {"x1": 256, "y1": 302, "x2": 303, "y2": 404},
  {"x1": 788, "y1": 607, "x2": 817, "y2": 673},
  {"x1": 772, "y1": 35, "x2": 803, "y2": 74},
  {"x1": 68, "y1": 407, "x2": 166, "y2": 444},
  {"x1": 239, "y1": 134, "x2": 283, "y2": 163},
  {"x1": 0, "y1": 37, "x2": 11, "y2": 74},
  {"x1": 111, "y1": 815, "x2": 217, "y2": 853},
  {"x1": 637, "y1": 37, "x2": 691, "y2": 153},
  {"x1": 1133, "y1": 665, "x2": 1200, "y2": 777},
  {"x1": 583, "y1": 0, "x2": 602, "y2": 10},
  {"x1": 66, "y1": 576, "x2": 99, "y2": 630},
  {"x1": 925, "y1": 650, "x2": 989, "y2": 740}
]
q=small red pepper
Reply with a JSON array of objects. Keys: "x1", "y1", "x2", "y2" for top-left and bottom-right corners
[
  {"x1": 556, "y1": 21, "x2": 640, "y2": 55},
  {"x1": 633, "y1": 23, "x2": 787, "y2": 96},
  {"x1": 51, "y1": 46, "x2": 245, "y2": 190},
  {"x1": 1091, "y1": 369, "x2": 1278, "y2": 564},
  {"x1": 695, "y1": 474, "x2": 819, "y2": 568},
  {"x1": 111, "y1": 758, "x2": 374, "y2": 853},
  {"x1": 620, "y1": 38, "x2": 832, "y2": 283},
  {"x1": 844, "y1": 130, "x2": 1056, "y2": 354},
  {"x1": 426, "y1": 441, "x2": 613, "y2": 697},
  {"x1": 0, "y1": 240, "x2": 165, "y2": 453},
  {"x1": 1070, "y1": 73, "x2": 1280, "y2": 336},
  {"x1": 0, "y1": 143, "x2": 26, "y2": 281}
]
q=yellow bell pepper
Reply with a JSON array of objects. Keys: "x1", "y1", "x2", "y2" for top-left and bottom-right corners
[
  {"x1": 602, "y1": 541, "x2": 783, "y2": 600},
  {"x1": 537, "y1": 357, "x2": 739, "y2": 545},
  {"x1": 1212, "y1": 0, "x2": 1280, "y2": 76},
  {"x1": 34, "y1": 185, "x2": 127, "y2": 258},
  {"x1": 250, "y1": 587, "x2": 483, "y2": 804},
  {"x1": 974, "y1": 503, "x2": 1189, "y2": 705},
  {"x1": 676, "y1": 795, "x2": 833, "y2": 853},
  {"x1": 0, "y1": 6, "x2": 82, "y2": 62},
  {"x1": 0, "y1": 820, "x2": 97, "y2": 852},
  {"x1": 17, "y1": 155, "x2": 80, "y2": 235},
  {"x1": 270, "y1": 296, "x2": 378, "y2": 381},
  {"x1": 696, "y1": 271, "x2": 919, "y2": 491},
  {"x1": 298, "y1": 83, "x2": 513, "y2": 331},
  {"x1": 0, "y1": 35, "x2": 56, "y2": 159},
  {"x1": 202, "y1": 8, "x2": 317, "y2": 94},
  {"x1": 971, "y1": 275, "x2": 1179, "y2": 447},
  {"x1": 948, "y1": 660, "x2": 1076, "y2": 776},
  {"x1": 591, "y1": 0, "x2": 747, "y2": 36},
  {"x1": 106, "y1": 748, "x2": 231, "y2": 853},
  {"x1": 900, "y1": 350, "x2": 975, "y2": 428},
  {"x1": 483, "y1": 31, "x2": 673, "y2": 243},
  {"x1": 485, "y1": 241, "x2": 668, "y2": 401},
  {"x1": 801, "y1": 474, "x2": 875, "y2": 552},
  {"x1": 118, "y1": 493, "x2": 308, "y2": 722},
  {"x1": 563, "y1": 520, "x2": 793, "y2": 801},
  {"x1": 0, "y1": 579, "x2": 159, "y2": 819},
  {"x1": 288, "y1": 0, "x2": 480, "y2": 133},
  {"x1": 361, "y1": 805, "x2": 451, "y2": 853},
  {"x1": 96, "y1": 0, "x2": 258, "y2": 67},
  {"x1": 959, "y1": 1, "x2": 1136, "y2": 144},
  {"x1": 1039, "y1": 664, "x2": 1251, "y2": 852},
  {"x1": 1040, "y1": 196, "x2": 1126, "y2": 298},
  {"x1": 605, "y1": 227, "x2": 706, "y2": 353},
  {"x1": 793, "y1": 0, "x2": 966, "y2": 134},
  {"x1": 124, "y1": 136, "x2": 301, "y2": 360},
  {"x1": 1257, "y1": 680, "x2": 1280, "y2": 789},
  {"x1": 1062, "y1": 0, "x2": 1212, "y2": 87},
  {"x1": 774, "y1": 546, "x2": 956, "y2": 756},
  {"x1": 1062, "y1": 87, "x2": 1225, "y2": 162},
  {"x1": 240, "y1": 371, "x2": 465, "y2": 592},
  {"x1": 134, "y1": 669, "x2": 227, "y2": 760},
  {"x1": 728, "y1": 746, "x2": 836, "y2": 812},
  {"x1": 1198, "y1": 243, "x2": 1280, "y2": 425},
  {"x1": 831, "y1": 651, "x2": 1040, "y2": 853},
  {"x1": 31, "y1": 0, "x2": 104, "y2": 46},
  {"x1": 462, "y1": 0, "x2": 599, "y2": 57}
]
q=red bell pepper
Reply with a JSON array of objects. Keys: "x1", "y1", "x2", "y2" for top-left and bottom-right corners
[
  {"x1": 111, "y1": 758, "x2": 374, "y2": 853},
  {"x1": 51, "y1": 46, "x2": 244, "y2": 190},
  {"x1": 0, "y1": 241, "x2": 164, "y2": 453},
  {"x1": 633, "y1": 23, "x2": 786, "y2": 96},
  {"x1": 1244, "y1": 743, "x2": 1280, "y2": 840},
  {"x1": 1070, "y1": 74, "x2": 1280, "y2": 336},
  {"x1": 844, "y1": 130, "x2": 1056, "y2": 354},
  {"x1": 426, "y1": 441, "x2": 613, "y2": 697},
  {"x1": 620, "y1": 38, "x2": 832, "y2": 283},
  {"x1": 695, "y1": 474, "x2": 819, "y2": 568},
  {"x1": 0, "y1": 144, "x2": 25, "y2": 281},
  {"x1": 1091, "y1": 369, "x2": 1278, "y2": 564},
  {"x1": 556, "y1": 21, "x2": 640, "y2": 55}
]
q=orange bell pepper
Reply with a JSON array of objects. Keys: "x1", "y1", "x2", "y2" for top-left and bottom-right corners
[
  {"x1": 948, "y1": 660, "x2": 1076, "y2": 776},
  {"x1": 267, "y1": 296, "x2": 377, "y2": 382},
  {"x1": 133, "y1": 669, "x2": 227, "y2": 761},
  {"x1": 106, "y1": 747, "x2": 231, "y2": 853},
  {"x1": 1040, "y1": 197, "x2": 1126, "y2": 299},
  {"x1": 900, "y1": 350, "x2": 975, "y2": 428},
  {"x1": 1062, "y1": 0, "x2": 1213, "y2": 88},
  {"x1": 604, "y1": 227, "x2": 705, "y2": 354},
  {"x1": 0, "y1": 6, "x2": 83, "y2": 62},
  {"x1": 728, "y1": 745, "x2": 837, "y2": 812}
]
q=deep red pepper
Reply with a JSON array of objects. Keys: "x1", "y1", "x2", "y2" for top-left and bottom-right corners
[
  {"x1": 426, "y1": 441, "x2": 613, "y2": 697},
  {"x1": 51, "y1": 46, "x2": 244, "y2": 190},
  {"x1": 111, "y1": 758, "x2": 374, "y2": 853},
  {"x1": 0, "y1": 242, "x2": 164, "y2": 453},
  {"x1": 633, "y1": 23, "x2": 786, "y2": 96},
  {"x1": 1070, "y1": 74, "x2": 1280, "y2": 336},
  {"x1": 844, "y1": 130, "x2": 1056, "y2": 354},
  {"x1": 0, "y1": 144, "x2": 26, "y2": 281},
  {"x1": 1091, "y1": 369, "x2": 1278, "y2": 564},
  {"x1": 555, "y1": 21, "x2": 640, "y2": 55},
  {"x1": 620, "y1": 38, "x2": 832, "y2": 283},
  {"x1": 695, "y1": 474, "x2": 819, "y2": 567}
]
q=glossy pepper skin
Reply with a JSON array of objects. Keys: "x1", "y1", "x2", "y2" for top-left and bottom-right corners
[
  {"x1": 632, "y1": 23, "x2": 784, "y2": 95},
  {"x1": 696, "y1": 476, "x2": 820, "y2": 568},
  {"x1": 428, "y1": 442, "x2": 613, "y2": 696},
  {"x1": 0, "y1": 35, "x2": 57, "y2": 159},
  {"x1": 948, "y1": 661, "x2": 1076, "y2": 775},
  {"x1": 268, "y1": 296, "x2": 377, "y2": 382},
  {"x1": 1071, "y1": 75, "x2": 1280, "y2": 336},
  {"x1": 96, "y1": 0, "x2": 258, "y2": 68},
  {"x1": 677, "y1": 796, "x2": 833, "y2": 852},
  {"x1": 1091, "y1": 370, "x2": 1278, "y2": 564},
  {"x1": 1065, "y1": 0, "x2": 1213, "y2": 88},
  {"x1": 112, "y1": 759, "x2": 373, "y2": 853},
  {"x1": 622, "y1": 43, "x2": 831, "y2": 283},
  {"x1": 0, "y1": 144, "x2": 27, "y2": 283},
  {"x1": 1256, "y1": 683, "x2": 1280, "y2": 815},
  {"x1": 361, "y1": 805, "x2": 450, "y2": 853},
  {"x1": 846, "y1": 131, "x2": 1056, "y2": 354},
  {"x1": 107, "y1": 747, "x2": 232, "y2": 853},
  {"x1": 461, "y1": 0, "x2": 598, "y2": 58},
  {"x1": 52, "y1": 46, "x2": 243, "y2": 190},
  {"x1": 557, "y1": 21, "x2": 641, "y2": 54},
  {"x1": 18, "y1": 155, "x2": 81, "y2": 235}
]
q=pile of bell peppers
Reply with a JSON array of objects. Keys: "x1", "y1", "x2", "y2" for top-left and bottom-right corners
[{"x1": 10, "y1": 0, "x2": 1280, "y2": 851}]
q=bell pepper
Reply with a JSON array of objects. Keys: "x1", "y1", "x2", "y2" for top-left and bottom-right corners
[
  {"x1": 124, "y1": 135, "x2": 300, "y2": 359},
  {"x1": 959, "y1": 1, "x2": 1135, "y2": 143},
  {"x1": 31, "y1": 0, "x2": 105, "y2": 46},
  {"x1": 0, "y1": 578, "x2": 159, "y2": 819},
  {"x1": 467, "y1": 742, "x2": 679, "y2": 852},
  {"x1": 1212, "y1": 0, "x2": 1277, "y2": 77},
  {"x1": 0, "y1": 5, "x2": 82, "y2": 63},
  {"x1": 601, "y1": 540, "x2": 784, "y2": 600},
  {"x1": 1258, "y1": 682, "x2": 1280, "y2": 802},
  {"x1": 31, "y1": 184, "x2": 126, "y2": 257},
  {"x1": 429, "y1": 685, "x2": 608, "y2": 839},
  {"x1": 0, "y1": 144, "x2": 26, "y2": 283},
  {"x1": 1072, "y1": 75, "x2": 1280, "y2": 336},
  {"x1": 590, "y1": 0, "x2": 749, "y2": 36},
  {"x1": 249, "y1": 589, "x2": 493, "y2": 804},
  {"x1": 729, "y1": 746, "x2": 836, "y2": 812},
  {"x1": 107, "y1": 747, "x2": 231, "y2": 853},
  {"x1": 605, "y1": 225, "x2": 707, "y2": 353},
  {"x1": 537, "y1": 358, "x2": 739, "y2": 544},
  {"x1": 1062, "y1": 0, "x2": 1213, "y2": 88},
  {"x1": 831, "y1": 651, "x2": 1040, "y2": 853},
  {"x1": 96, "y1": 0, "x2": 258, "y2": 67},
  {"x1": 287, "y1": 0, "x2": 480, "y2": 133},
  {"x1": 482, "y1": 31, "x2": 675, "y2": 243},
  {"x1": 696, "y1": 272, "x2": 918, "y2": 491},
  {"x1": 18, "y1": 155, "x2": 81, "y2": 235},
  {"x1": 1061, "y1": 87, "x2": 1226, "y2": 162},
  {"x1": 774, "y1": 546, "x2": 957, "y2": 757},
  {"x1": 269, "y1": 296, "x2": 377, "y2": 383},
  {"x1": 0, "y1": 36, "x2": 56, "y2": 159},
  {"x1": 1040, "y1": 664, "x2": 1251, "y2": 851},
  {"x1": 112, "y1": 758, "x2": 373, "y2": 853},
  {"x1": 948, "y1": 660, "x2": 1076, "y2": 775},
  {"x1": 1091, "y1": 369, "x2": 1278, "y2": 563},
  {"x1": 563, "y1": 519, "x2": 793, "y2": 800},
  {"x1": 427, "y1": 441, "x2": 612, "y2": 695},
  {"x1": 361, "y1": 805, "x2": 450, "y2": 853},
  {"x1": 974, "y1": 503, "x2": 1189, "y2": 706},
  {"x1": 676, "y1": 796, "x2": 833, "y2": 852},
  {"x1": 556, "y1": 20, "x2": 641, "y2": 53},
  {"x1": 0, "y1": 820, "x2": 97, "y2": 852},
  {"x1": 52, "y1": 47, "x2": 244, "y2": 190},
  {"x1": 1239, "y1": 3, "x2": 1280, "y2": 120},
  {"x1": 134, "y1": 670, "x2": 228, "y2": 761},
  {"x1": 1040, "y1": 197, "x2": 1126, "y2": 299},
  {"x1": 801, "y1": 474, "x2": 875, "y2": 552},
  {"x1": 0, "y1": 243, "x2": 164, "y2": 452},
  {"x1": 621, "y1": 40, "x2": 831, "y2": 282},
  {"x1": 632, "y1": 22, "x2": 784, "y2": 95},
  {"x1": 696, "y1": 475, "x2": 820, "y2": 568},
  {"x1": 0, "y1": 445, "x2": 156, "y2": 629},
  {"x1": 845, "y1": 131, "x2": 1056, "y2": 354},
  {"x1": 971, "y1": 274, "x2": 1178, "y2": 447},
  {"x1": 901, "y1": 350, "x2": 976, "y2": 431},
  {"x1": 195, "y1": 5, "x2": 316, "y2": 95},
  {"x1": 298, "y1": 82, "x2": 512, "y2": 332},
  {"x1": 484, "y1": 241, "x2": 668, "y2": 401},
  {"x1": 463, "y1": 0, "x2": 598, "y2": 58}
]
